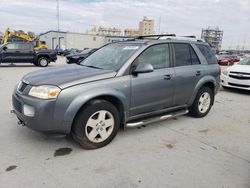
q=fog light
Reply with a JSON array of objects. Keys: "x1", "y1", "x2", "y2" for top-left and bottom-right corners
[{"x1": 23, "y1": 104, "x2": 35, "y2": 117}]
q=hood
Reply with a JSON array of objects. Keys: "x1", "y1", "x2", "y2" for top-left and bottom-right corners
[
  {"x1": 230, "y1": 64, "x2": 250, "y2": 73},
  {"x1": 23, "y1": 64, "x2": 116, "y2": 89}
]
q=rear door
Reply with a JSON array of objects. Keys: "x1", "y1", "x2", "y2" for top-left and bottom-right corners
[
  {"x1": 130, "y1": 43, "x2": 174, "y2": 116},
  {"x1": 18, "y1": 43, "x2": 34, "y2": 62},
  {"x1": 172, "y1": 43, "x2": 204, "y2": 106}
]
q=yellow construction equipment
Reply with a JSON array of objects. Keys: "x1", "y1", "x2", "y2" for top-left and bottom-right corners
[{"x1": 1, "y1": 28, "x2": 48, "y2": 50}]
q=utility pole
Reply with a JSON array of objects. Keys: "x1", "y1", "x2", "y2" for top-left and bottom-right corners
[{"x1": 57, "y1": 0, "x2": 60, "y2": 31}]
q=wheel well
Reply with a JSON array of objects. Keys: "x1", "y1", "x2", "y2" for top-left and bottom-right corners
[
  {"x1": 38, "y1": 55, "x2": 50, "y2": 61},
  {"x1": 203, "y1": 82, "x2": 215, "y2": 94},
  {"x1": 71, "y1": 95, "x2": 125, "y2": 131}
]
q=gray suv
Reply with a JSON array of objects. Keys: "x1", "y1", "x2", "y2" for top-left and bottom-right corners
[{"x1": 12, "y1": 35, "x2": 220, "y2": 149}]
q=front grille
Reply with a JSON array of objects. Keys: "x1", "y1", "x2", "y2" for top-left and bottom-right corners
[
  {"x1": 229, "y1": 75, "x2": 250, "y2": 80},
  {"x1": 230, "y1": 71, "x2": 250, "y2": 75},
  {"x1": 12, "y1": 95, "x2": 22, "y2": 113},
  {"x1": 18, "y1": 82, "x2": 28, "y2": 92},
  {"x1": 228, "y1": 83, "x2": 250, "y2": 88}
]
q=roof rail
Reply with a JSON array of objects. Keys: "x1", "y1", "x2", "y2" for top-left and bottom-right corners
[
  {"x1": 137, "y1": 34, "x2": 176, "y2": 40},
  {"x1": 182, "y1": 35, "x2": 196, "y2": 38}
]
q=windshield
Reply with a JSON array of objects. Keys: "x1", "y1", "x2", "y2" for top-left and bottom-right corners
[
  {"x1": 80, "y1": 43, "x2": 143, "y2": 71},
  {"x1": 238, "y1": 57, "x2": 250, "y2": 65},
  {"x1": 0, "y1": 44, "x2": 4, "y2": 49}
]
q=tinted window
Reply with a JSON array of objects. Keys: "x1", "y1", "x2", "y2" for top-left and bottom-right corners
[
  {"x1": 190, "y1": 46, "x2": 200, "y2": 65},
  {"x1": 18, "y1": 43, "x2": 32, "y2": 50},
  {"x1": 196, "y1": 44, "x2": 217, "y2": 64},
  {"x1": 174, "y1": 43, "x2": 191, "y2": 66},
  {"x1": 6, "y1": 43, "x2": 18, "y2": 49},
  {"x1": 137, "y1": 44, "x2": 170, "y2": 69}
]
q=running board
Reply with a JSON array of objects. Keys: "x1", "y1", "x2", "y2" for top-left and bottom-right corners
[{"x1": 126, "y1": 109, "x2": 189, "y2": 128}]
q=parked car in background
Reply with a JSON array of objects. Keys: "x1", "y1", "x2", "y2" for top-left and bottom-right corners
[
  {"x1": 0, "y1": 42, "x2": 57, "y2": 67},
  {"x1": 12, "y1": 36, "x2": 220, "y2": 149},
  {"x1": 63, "y1": 48, "x2": 82, "y2": 56},
  {"x1": 221, "y1": 57, "x2": 250, "y2": 90},
  {"x1": 55, "y1": 48, "x2": 64, "y2": 55},
  {"x1": 66, "y1": 48, "x2": 98, "y2": 64},
  {"x1": 217, "y1": 54, "x2": 240, "y2": 65}
]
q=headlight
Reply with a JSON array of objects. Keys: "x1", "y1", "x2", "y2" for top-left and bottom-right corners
[
  {"x1": 29, "y1": 85, "x2": 61, "y2": 99},
  {"x1": 222, "y1": 68, "x2": 229, "y2": 75}
]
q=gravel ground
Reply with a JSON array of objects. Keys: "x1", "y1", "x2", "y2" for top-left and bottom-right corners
[{"x1": 0, "y1": 57, "x2": 250, "y2": 188}]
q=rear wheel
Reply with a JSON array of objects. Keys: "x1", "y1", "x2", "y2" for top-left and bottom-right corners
[
  {"x1": 189, "y1": 86, "x2": 214, "y2": 118},
  {"x1": 38, "y1": 57, "x2": 49, "y2": 67},
  {"x1": 72, "y1": 100, "x2": 120, "y2": 149}
]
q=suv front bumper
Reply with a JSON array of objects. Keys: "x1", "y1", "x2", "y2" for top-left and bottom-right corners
[{"x1": 12, "y1": 89, "x2": 71, "y2": 134}]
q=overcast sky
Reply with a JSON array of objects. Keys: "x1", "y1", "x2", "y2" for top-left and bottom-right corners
[{"x1": 0, "y1": 0, "x2": 249, "y2": 50}]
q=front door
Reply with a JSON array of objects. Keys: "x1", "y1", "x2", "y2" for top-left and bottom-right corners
[
  {"x1": 130, "y1": 43, "x2": 174, "y2": 116},
  {"x1": 1, "y1": 43, "x2": 20, "y2": 62}
]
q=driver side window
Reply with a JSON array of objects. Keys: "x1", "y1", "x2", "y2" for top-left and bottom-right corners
[
  {"x1": 6, "y1": 43, "x2": 18, "y2": 50},
  {"x1": 137, "y1": 44, "x2": 170, "y2": 69}
]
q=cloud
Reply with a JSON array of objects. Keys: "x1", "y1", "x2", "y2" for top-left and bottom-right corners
[{"x1": 0, "y1": 0, "x2": 249, "y2": 50}]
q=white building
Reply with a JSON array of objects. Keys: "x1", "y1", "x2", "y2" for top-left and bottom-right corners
[
  {"x1": 39, "y1": 30, "x2": 134, "y2": 50},
  {"x1": 39, "y1": 31, "x2": 106, "y2": 50}
]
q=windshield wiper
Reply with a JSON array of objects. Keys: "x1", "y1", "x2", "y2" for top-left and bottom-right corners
[{"x1": 81, "y1": 65, "x2": 102, "y2": 69}]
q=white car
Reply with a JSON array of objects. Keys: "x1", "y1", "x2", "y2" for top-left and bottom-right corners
[{"x1": 221, "y1": 57, "x2": 250, "y2": 90}]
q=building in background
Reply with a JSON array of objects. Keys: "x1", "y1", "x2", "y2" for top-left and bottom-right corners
[
  {"x1": 39, "y1": 30, "x2": 134, "y2": 50},
  {"x1": 139, "y1": 16, "x2": 155, "y2": 36},
  {"x1": 87, "y1": 25, "x2": 122, "y2": 36},
  {"x1": 124, "y1": 29, "x2": 139, "y2": 36},
  {"x1": 39, "y1": 31, "x2": 106, "y2": 50},
  {"x1": 201, "y1": 27, "x2": 223, "y2": 52}
]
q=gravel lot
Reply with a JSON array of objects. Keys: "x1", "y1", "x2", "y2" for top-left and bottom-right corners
[{"x1": 0, "y1": 57, "x2": 250, "y2": 188}]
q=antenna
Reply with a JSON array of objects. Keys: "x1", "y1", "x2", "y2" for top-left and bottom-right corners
[{"x1": 56, "y1": 0, "x2": 60, "y2": 31}]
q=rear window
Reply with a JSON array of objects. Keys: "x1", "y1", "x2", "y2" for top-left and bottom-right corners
[{"x1": 196, "y1": 44, "x2": 217, "y2": 64}]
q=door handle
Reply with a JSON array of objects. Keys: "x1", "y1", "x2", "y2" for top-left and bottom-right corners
[
  {"x1": 15, "y1": 51, "x2": 20, "y2": 53},
  {"x1": 196, "y1": 71, "x2": 201, "y2": 76},
  {"x1": 164, "y1": 74, "x2": 172, "y2": 80}
]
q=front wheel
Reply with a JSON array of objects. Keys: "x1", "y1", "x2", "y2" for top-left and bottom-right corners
[
  {"x1": 72, "y1": 100, "x2": 120, "y2": 149},
  {"x1": 189, "y1": 86, "x2": 214, "y2": 118}
]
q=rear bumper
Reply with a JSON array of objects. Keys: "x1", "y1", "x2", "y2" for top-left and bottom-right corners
[
  {"x1": 12, "y1": 89, "x2": 71, "y2": 133},
  {"x1": 50, "y1": 55, "x2": 57, "y2": 62}
]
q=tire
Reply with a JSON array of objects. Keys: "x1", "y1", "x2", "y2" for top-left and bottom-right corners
[
  {"x1": 38, "y1": 57, "x2": 49, "y2": 67},
  {"x1": 72, "y1": 99, "x2": 120, "y2": 149},
  {"x1": 189, "y1": 86, "x2": 214, "y2": 118}
]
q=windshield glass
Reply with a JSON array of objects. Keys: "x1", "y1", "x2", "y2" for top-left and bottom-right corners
[
  {"x1": 80, "y1": 43, "x2": 143, "y2": 71},
  {"x1": 238, "y1": 57, "x2": 250, "y2": 65},
  {"x1": 0, "y1": 44, "x2": 4, "y2": 49}
]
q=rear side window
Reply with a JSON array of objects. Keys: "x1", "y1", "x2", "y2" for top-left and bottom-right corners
[
  {"x1": 196, "y1": 44, "x2": 217, "y2": 64},
  {"x1": 173, "y1": 43, "x2": 191, "y2": 66},
  {"x1": 137, "y1": 44, "x2": 170, "y2": 69},
  {"x1": 18, "y1": 43, "x2": 32, "y2": 50},
  {"x1": 190, "y1": 46, "x2": 200, "y2": 65}
]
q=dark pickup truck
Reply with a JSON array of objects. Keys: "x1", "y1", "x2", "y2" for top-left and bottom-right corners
[{"x1": 0, "y1": 42, "x2": 57, "y2": 67}]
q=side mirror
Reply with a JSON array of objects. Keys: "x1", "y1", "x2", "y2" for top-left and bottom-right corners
[
  {"x1": 2, "y1": 46, "x2": 7, "y2": 51},
  {"x1": 133, "y1": 63, "x2": 154, "y2": 74}
]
